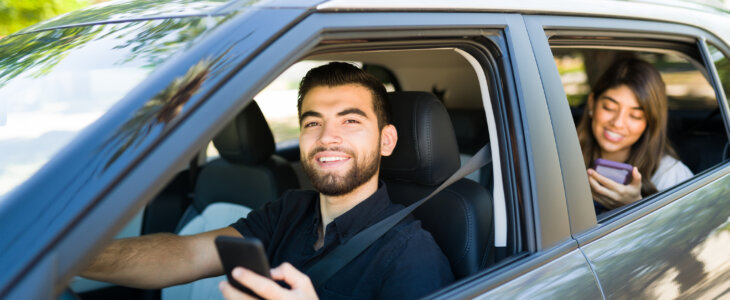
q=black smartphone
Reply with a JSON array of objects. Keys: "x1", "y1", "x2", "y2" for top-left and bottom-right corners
[{"x1": 215, "y1": 236, "x2": 271, "y2": 297}]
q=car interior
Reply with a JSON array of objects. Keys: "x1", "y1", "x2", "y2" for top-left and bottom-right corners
[
  {"x1": 72, "y1": 35, "x2": 730, "y2": 299},
  {"x1": 73, "y1": 47, "x2": 505, "y2": 300}
]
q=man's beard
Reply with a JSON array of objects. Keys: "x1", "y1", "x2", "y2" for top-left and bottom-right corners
[{"x1": 302, "y1": 145, "x2": 380, "y2": 196}]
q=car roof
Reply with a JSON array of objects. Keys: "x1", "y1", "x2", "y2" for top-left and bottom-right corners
[
  {"x1": 15, "y1": 0, "x2": 730, "y2": 47},
  {"x1": 317, "y1": 0, "x2": 730, "y2": 46}
]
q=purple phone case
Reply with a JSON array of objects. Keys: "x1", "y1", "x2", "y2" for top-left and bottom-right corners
[{"x1": 593, "y1": 158, "x2": 633, "y2": 184}]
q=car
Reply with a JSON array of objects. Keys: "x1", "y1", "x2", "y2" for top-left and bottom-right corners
[{"x1": 2, "y1": 0, "x2": 730, "y2": 299}]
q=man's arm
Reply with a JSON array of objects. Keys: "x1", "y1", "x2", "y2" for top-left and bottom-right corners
[{"x1": 81, "y1": 226, "x2": 241, "y2": 289}]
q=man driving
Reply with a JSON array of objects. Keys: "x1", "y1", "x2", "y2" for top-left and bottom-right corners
[{"x1": 82, "y1": 62, "x2": 454, "y2": 299}]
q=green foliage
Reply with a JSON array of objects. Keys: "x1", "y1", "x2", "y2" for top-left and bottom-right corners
[
  {"x1": 566, "y1": 93, "x2": 587, "y2": 107},
  {"x1": 19, "y1": 0, "x2": 233, "y2": 34},
  {"x1": 0, "y1": 0, "x2": 91, "y2": 36},
  {"x1": 0, "y1": 17, "x2": 218, "y2": 89},
  {"x1": 0, "y1": 25, "x2": 101, "y2": 86}
]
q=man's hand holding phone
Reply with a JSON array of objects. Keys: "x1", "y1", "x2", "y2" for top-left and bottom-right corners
[
  {"x1": 219, "y1": 263, "x2": 318, "y2": 300},
  {"x1": 588, "y1": 159, "x2": 643, "y2": 209},
  {"x1": 215, "y1": 236, "x2": 318, "y2": 300}
]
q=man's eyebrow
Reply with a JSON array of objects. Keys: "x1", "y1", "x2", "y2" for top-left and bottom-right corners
[
  {"x1": 300, "y1": 111, "x2": 322, "y2": 122},
  {"x1": 337, "y1": 108, "x2": 368, "y2": 118},
  {"x1": 600, "y1": 95, "x2": 642, "y2": 110}
]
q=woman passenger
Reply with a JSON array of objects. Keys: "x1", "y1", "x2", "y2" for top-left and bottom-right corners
[{"x1": 577, "y1": 58, "x2": 693, "y2": 213}]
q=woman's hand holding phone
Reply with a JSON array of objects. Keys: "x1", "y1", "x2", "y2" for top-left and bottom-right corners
[{"x1": 587, "y1": 166, "x2": 642, "y2": 209}]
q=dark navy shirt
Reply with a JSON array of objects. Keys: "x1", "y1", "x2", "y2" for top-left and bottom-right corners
[{"x1": 230, "y1": 182, "x2": 454, "y2": 299}]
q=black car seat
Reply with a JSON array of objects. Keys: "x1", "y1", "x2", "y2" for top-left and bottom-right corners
[
  {"x1": 449, "y1": 109, "x2": 492, "y2": 191},
  {"x1": 163, "y1": 101, "x2": 298, "y2": 299},
  {"x1": 381, "y1": 91, "x2": 494, "y2": 279}
]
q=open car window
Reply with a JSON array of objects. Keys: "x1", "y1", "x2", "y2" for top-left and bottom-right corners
[
  {"x1": 551, "y1": 37, "x2": 729, "y2": 218},
  {"x1": 98, "y1": 32, "x2": 526, "y2": 299}
]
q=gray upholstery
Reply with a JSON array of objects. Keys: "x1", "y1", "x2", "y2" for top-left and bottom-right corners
[{"x1": 381, "y1": 91, "x2": 494, "y2": 278}]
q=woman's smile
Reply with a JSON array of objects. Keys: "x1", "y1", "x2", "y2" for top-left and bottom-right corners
[{"x1": 603, "y1": 128, "x2": 625, "y2": 143}]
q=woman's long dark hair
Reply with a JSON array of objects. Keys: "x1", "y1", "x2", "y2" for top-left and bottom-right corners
[{"x1": 576, "y1": 58, "x2": 677, "y2": 196}]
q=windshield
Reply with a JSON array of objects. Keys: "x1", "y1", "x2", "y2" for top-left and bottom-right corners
[{"x1": 0, "y1": 17, "x2": 219, "y2": 198}]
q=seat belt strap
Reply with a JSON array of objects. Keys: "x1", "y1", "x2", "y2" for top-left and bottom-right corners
[{"x1": 306, "y1": 144, "x2": 492, "y2": 288}]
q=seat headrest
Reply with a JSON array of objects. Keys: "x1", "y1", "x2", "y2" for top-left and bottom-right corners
[
  {"x1": 381, "y1": 91, "x2": 461, "y2": 186},
  {"x1": 449, "y1": 110, "x2": 489, "y2": 154},
  {"x1": 213, "y1": 101, "x2": 275, "y2": 165}
]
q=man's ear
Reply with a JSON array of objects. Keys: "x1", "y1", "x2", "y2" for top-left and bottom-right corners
[{"x1": 380, "y1": 124, "x2": 398, "y2": 157}]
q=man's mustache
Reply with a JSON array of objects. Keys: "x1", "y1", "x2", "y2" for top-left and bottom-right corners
[{"x1": 307, "y1": 146, "x2": 354, "y2": 160}]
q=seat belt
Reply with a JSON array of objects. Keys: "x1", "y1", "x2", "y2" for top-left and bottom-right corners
[{"x1": 306, "y1": 144, "x2": 492, "y2": 288}]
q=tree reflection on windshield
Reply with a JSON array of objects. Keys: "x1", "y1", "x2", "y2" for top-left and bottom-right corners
[
  {"x1": 18, "y1": 0, "x2": 234, "y2": 34},
  {"x1": 100, "y1": 59, "x2": 212, "y2": 170},
  {"x1": 0, "y1": 16, "x2": 226, "y2": 197}
]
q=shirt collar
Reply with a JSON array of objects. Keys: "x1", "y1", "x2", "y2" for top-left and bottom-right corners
[{"x1": 312, "y1": 180, "x2": 392, "y2": 244}]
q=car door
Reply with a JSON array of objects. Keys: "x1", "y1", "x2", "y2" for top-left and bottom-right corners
[
  {"x1": 526, "y1": 13, "x2": 730, "y2": 299},
  {"x1": 259, "y1": 9, "x2": 602, "y2": 299},
  {"x1": 69, "y1": 8, "x2": 602, "y2": 299},
  {"x1": 1, "y1": 5, "x2": 603, "y2": 299}
]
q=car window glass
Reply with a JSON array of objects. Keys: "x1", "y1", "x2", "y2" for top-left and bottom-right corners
[{"x1": 0, "y1": 18, "x2": 216, "y2": 198}]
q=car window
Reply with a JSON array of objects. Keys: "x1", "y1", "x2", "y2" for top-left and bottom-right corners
[
  {"x1": 551, "y1": 40, "x2": 729, "y2": 216},
  {"x1": 144, "y1": 44, "x2": 514, "y2": 287},
  {"x1": 0, "y1": 18, "x2": 216, "y2": 198}
]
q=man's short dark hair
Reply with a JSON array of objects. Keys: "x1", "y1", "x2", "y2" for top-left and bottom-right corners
[{"x1": 297, "y1": 62, "x2": 391, "y2": 129}]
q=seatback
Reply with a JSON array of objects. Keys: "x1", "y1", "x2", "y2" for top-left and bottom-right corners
[
  {"x1": 667, "y1": 110, "x2": 727, "y2": 173},
  {"x1": 449, "y1": 109, "x2": 492, "y2": 189},
  {"x1": 381, "y1": 91, "x2": 494, "y2": 279},
  {"x1": 163, "y1": 101, "x2": 298, "y2": 300}
]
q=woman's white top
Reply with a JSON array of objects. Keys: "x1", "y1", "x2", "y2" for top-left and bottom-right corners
[{"x1": 651, "y1": 155, "x2": 693, "y2": 191}]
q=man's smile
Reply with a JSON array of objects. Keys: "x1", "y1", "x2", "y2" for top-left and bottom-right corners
[{"x1": 313, "y1": 151, "x2": 352, "y2": 169}]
